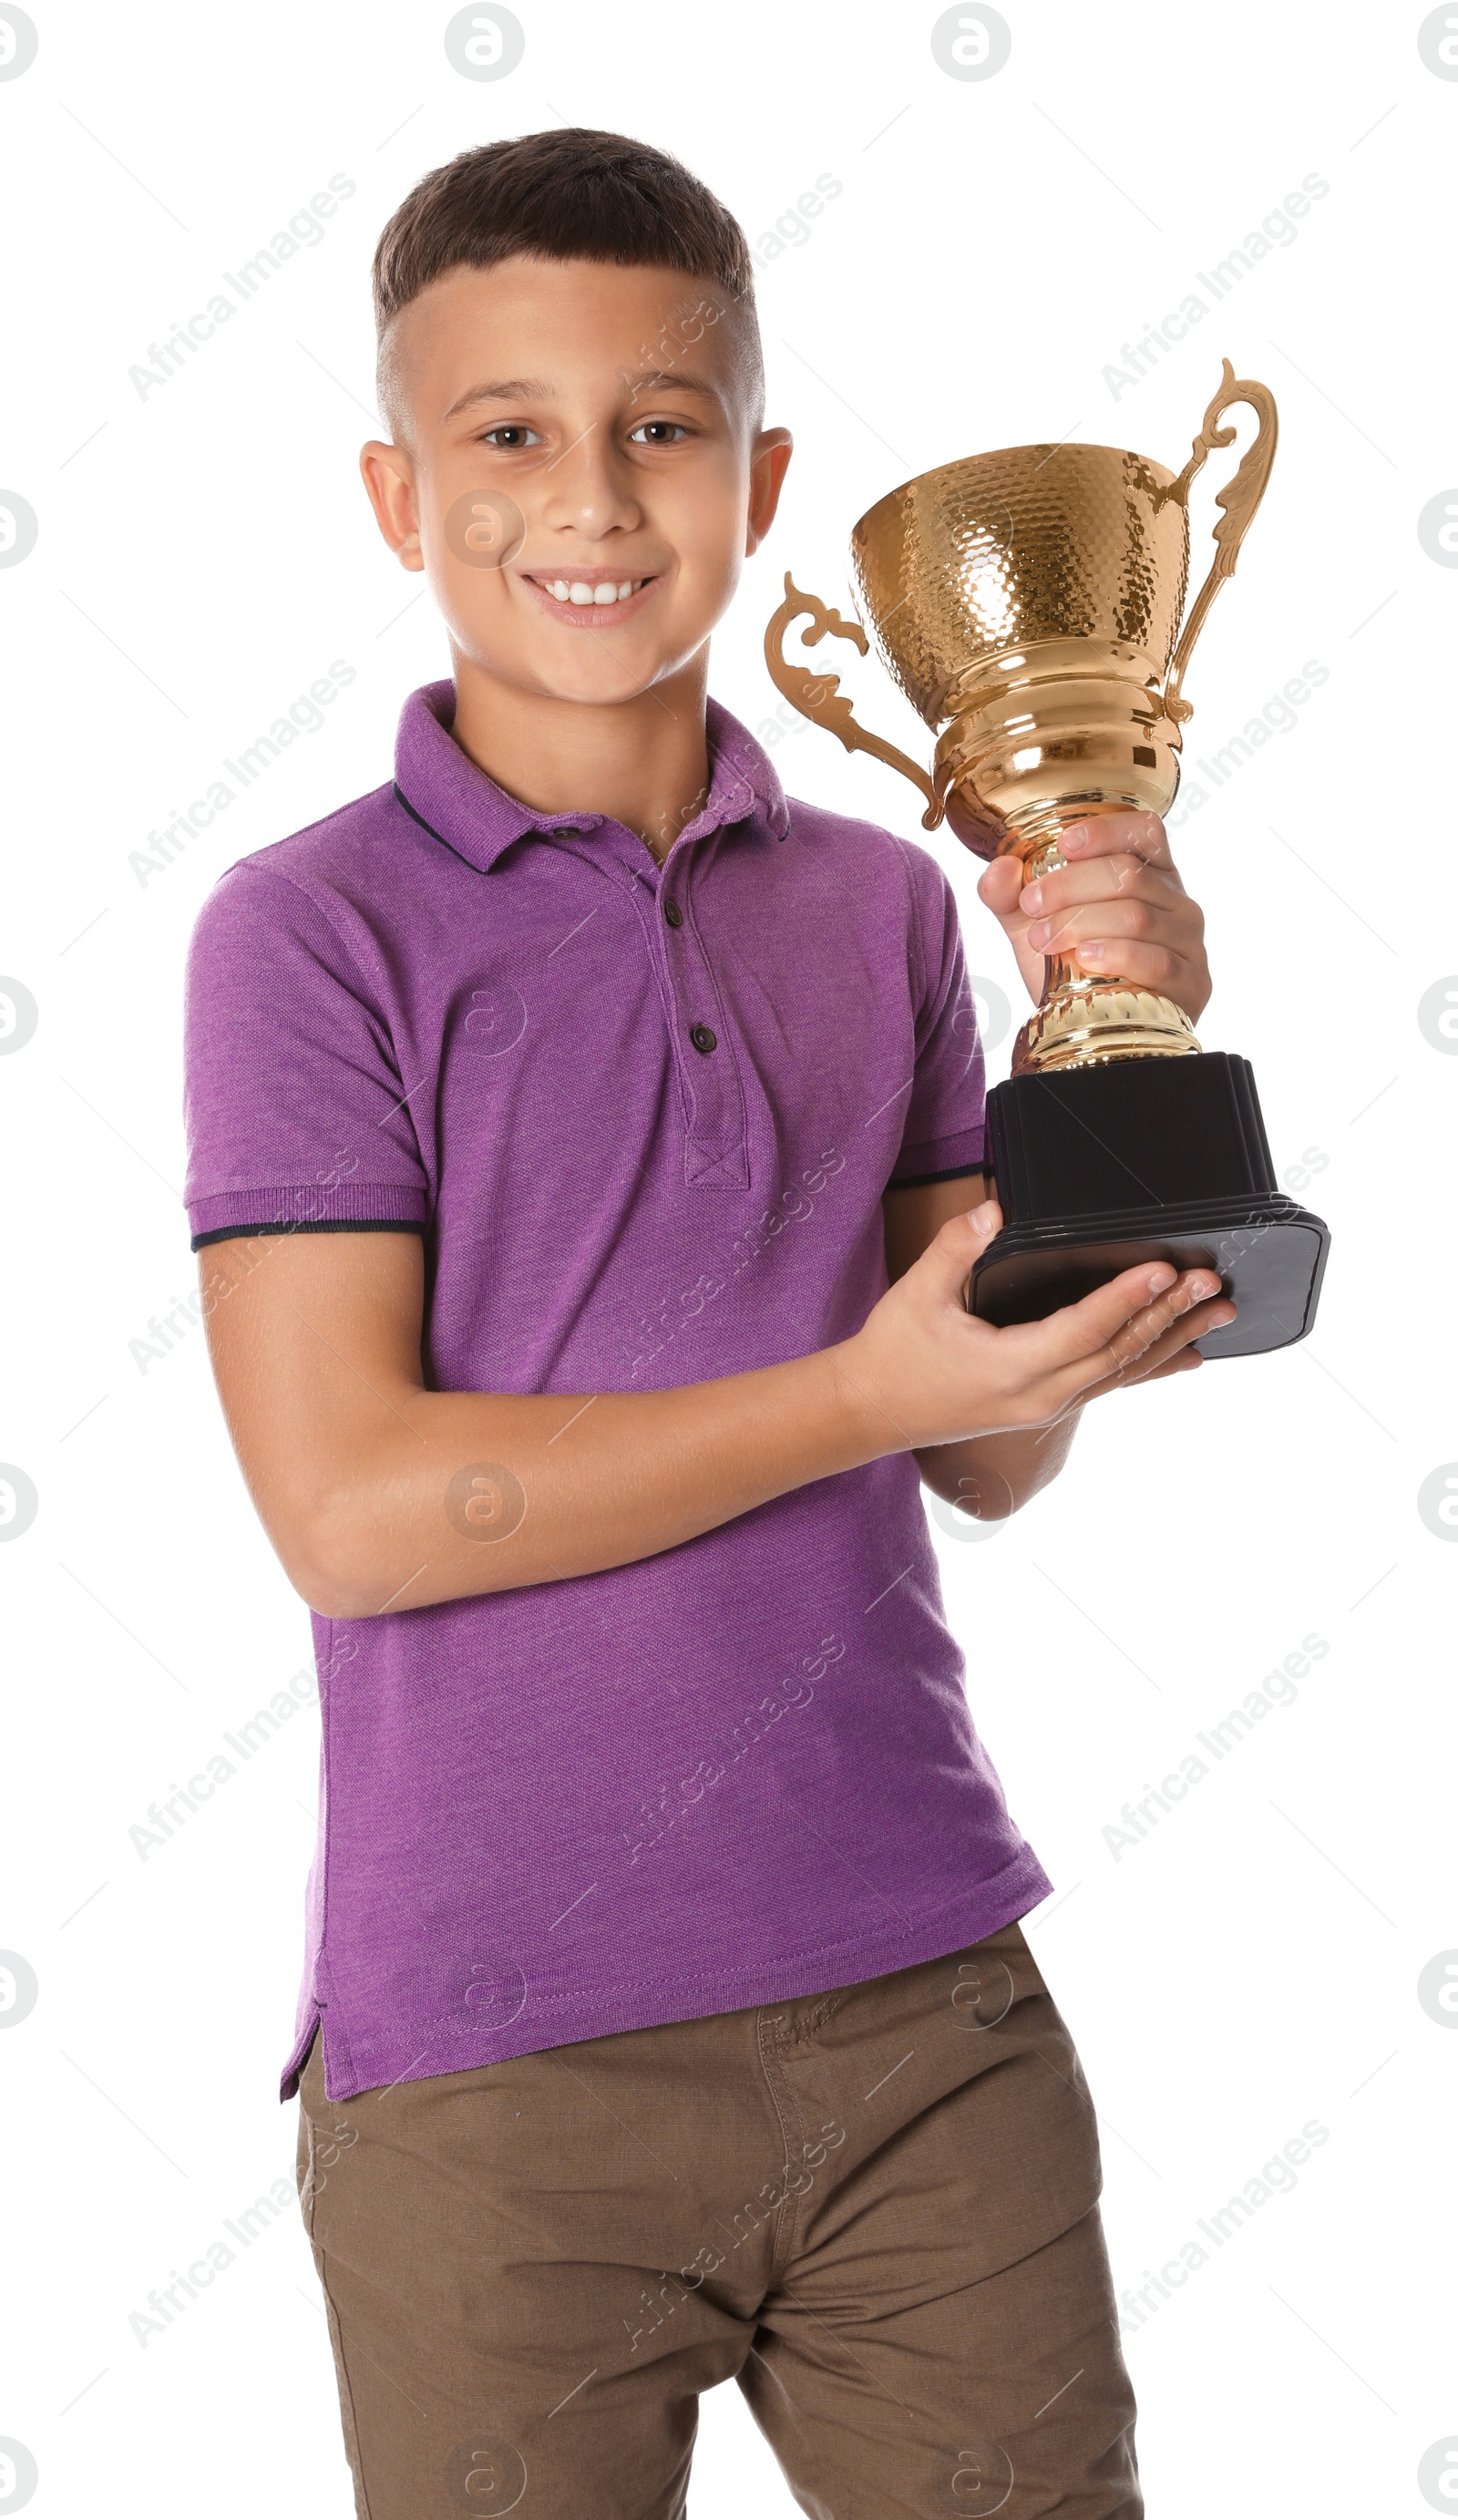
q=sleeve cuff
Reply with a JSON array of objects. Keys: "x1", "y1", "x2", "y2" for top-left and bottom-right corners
[
  {"x1": 888, "y1": 1124, "x2": 986, "y2": 1189},
  {"x1": 187, "y1": 1179, "x2": 429, "y2": 1252}
]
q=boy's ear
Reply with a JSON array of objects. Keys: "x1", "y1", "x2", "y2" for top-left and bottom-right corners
[
  {"x1": 360, "y1": 442, "x2": 424, "y2": 571},
  {"x1": 745, "y1": 429, "x2": 794, "y2": 556}
]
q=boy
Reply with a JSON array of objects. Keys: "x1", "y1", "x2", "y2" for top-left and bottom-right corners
[{"x1": 184, "y1": 128, "x2": 1231, "y2": 2519}]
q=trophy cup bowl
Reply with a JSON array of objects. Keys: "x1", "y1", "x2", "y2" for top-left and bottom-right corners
[{"x1": 765, "y1": 361, "x2": 1329, "y2": 1359}]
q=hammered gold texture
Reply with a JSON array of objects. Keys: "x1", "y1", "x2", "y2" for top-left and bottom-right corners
[
  {"x1": 761, "y1": 372, "x2": 1278, "y2": 1074},
  {"x1": 850, "y1": 447, "x2": 1193, "y2": 727}
]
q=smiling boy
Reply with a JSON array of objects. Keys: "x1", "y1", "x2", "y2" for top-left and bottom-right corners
[{"x1": 184, "y1": 129, "x2": 1231, "y2": 2520}]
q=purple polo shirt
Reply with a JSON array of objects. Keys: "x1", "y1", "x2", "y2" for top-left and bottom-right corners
[{"x1": 182, "y1": 682, "x2": 1052, "y2": 2104}]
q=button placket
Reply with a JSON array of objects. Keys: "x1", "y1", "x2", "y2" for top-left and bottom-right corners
[{"x1": 657, "y1": 854, "x2": 747, "y2": 1188}]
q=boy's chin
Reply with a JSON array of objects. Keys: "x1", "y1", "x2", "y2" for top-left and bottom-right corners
[{"x1": 457, "y1": 638, "x2": 690, "y2": 708}]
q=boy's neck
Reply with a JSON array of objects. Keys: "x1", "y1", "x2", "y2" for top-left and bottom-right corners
[{"x1": 447, "y1": 648, "x2": 714, "y2": 868}]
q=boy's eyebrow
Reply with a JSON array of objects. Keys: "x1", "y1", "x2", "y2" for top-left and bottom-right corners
[
  {"x1": 443, "y1": 376, "x2": 554, "y2": 418},
  {"x1": 443, "y1": 367, "x2": 724, "y2": 421},
  {"x1": 621, "y1": 368, "x2": 722, "y2": 399}
]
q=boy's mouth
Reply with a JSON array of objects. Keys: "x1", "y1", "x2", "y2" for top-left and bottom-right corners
[{"x1": 519, "y1": 571, "x2": 658, "y2": 628}]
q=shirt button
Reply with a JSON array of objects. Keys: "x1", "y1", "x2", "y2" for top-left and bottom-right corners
[
  {"x1": 690, "y1": 1023, "x2": 716, "y2": 1054},
  {"x1": 662, "y1": 900, "x2": 683, "y2": 928}
]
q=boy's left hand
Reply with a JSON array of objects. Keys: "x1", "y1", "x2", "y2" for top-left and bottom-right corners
[{"x1": 975, "y1": 808, "x2": 1211, "y2": 1023}]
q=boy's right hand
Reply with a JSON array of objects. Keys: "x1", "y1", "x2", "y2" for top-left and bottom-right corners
[{"x1": 837, "y1": 1198, "x2": 1236, "y2": 1452}]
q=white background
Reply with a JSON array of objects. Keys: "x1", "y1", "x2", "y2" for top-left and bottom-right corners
[{"x1": 2, "y1": 3, "x2": 1454, "y2": 2514}]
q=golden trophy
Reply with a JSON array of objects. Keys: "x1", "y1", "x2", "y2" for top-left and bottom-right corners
[{"x1": 765, "y1": 359, "x2": 1329, "y2": 1357}]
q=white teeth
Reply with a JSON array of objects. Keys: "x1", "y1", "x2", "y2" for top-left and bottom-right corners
[{"x1": 540, "y1": 575, "x2": 643, "y2": 605}]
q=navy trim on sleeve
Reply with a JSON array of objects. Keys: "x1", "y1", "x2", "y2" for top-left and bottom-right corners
[
  {"x1": 886, "y1": 1161, "x2": 987, "y2": 1191},
  {"x1": 190, "y1": 1218, "x2": 426, "y2": 1253}
]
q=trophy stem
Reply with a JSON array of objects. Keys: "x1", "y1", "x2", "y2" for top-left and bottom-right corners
[{"x1": 1005, "y1": 814, "x2": 1201, "y2": 1075}]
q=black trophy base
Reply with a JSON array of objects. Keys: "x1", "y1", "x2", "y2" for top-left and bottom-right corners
[{"x1": 969, "y1": 1053, "x2": 1329, "y2": 1360}]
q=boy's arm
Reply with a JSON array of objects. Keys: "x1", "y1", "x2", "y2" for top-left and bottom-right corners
[
  {"x1": 898, "y1": 799, "x2": 1217, "y2": 1515},
  {"x1": 198, "y1": 1213, "x2": 1227, "y2": 1620},
  {"x1": 882, "y1": 1173, "x2": 1206, "y2": 1519}
]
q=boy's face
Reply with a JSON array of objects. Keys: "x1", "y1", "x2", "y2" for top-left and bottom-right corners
[{"x1": 362, "y1": 257, "x2": 792, "y2": 707}]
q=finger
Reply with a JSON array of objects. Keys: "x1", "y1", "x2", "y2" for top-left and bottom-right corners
[
  {"x1": 1024, "y1": 897, "x2": 1198, "y2": 962},
  {"x1": 922, "y1": 1197, "x2": 1003, "y2": 1291},
  {"x1": 1143, "y1": 1348, "x2": 1206, "y2": 1381},
  {"x1": 1080, "y1": 1346, "x2": 1201, "y2": 1405},
  {"x1": 991, "y1": 846, "x2": 1181, "y2": 930},
  {"x1": 1059, "y1": 809, "x2": 1174, "y2": 869},
  {"x1": 1033, "y1": 1266, "x2": 1227, "y2": 1404},
  {"x1": 1012, "y1": 1259, "x2": 1214, "y2": 1381},
  {"x1": 1034, "y1": 931, "x2": 1195, "y2": 998},
  {"x1": 1020, "y1": 855, "x2": 1183, "y2": 924},
  {"x1": 976, "y1": 855, "x2": 1026, "y2": 917},
  {"x1": 1084, "y1": 1291, "x2": 1237, "y2": 1395},
  {"x1": 1073, "y1": 944, "x2": 1200, "y2": 996},
  {"x1": 1142, "y1": 1290, "x2": 1237, "y2": 1360},
  {"x1": 1077, "y1": 1284, "x2": 1237, "y2": 1403}
]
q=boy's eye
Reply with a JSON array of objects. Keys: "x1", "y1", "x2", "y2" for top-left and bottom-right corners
[
  {"x1": 479, "y1": 424, "x2": 540, "y2": 448},
  {"x1": 628, "y1": 420, "x2": 690, "y2": 445}
]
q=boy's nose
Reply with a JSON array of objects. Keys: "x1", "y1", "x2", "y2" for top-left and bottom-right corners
[{"x1": 537, "y1": 429, "x2": 644, "y2": 537}]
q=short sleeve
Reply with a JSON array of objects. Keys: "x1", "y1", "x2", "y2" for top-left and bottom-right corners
[
  {"x1": 887, "y1": 845, "x2": 988, "y2": 1188},
  {"x1": 182, "y1": 861, "x2": 431, "y2": 1251}
]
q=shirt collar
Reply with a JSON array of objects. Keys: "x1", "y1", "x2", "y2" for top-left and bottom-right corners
[{"x1": 393, "y1": 678, "x2": 790, "y2": 875}]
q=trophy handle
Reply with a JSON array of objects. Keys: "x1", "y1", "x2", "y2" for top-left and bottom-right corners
[
  {"x1": 1160, "y1": 358, "x2": 1278, "y2": 725},
  {"x1": 765, "y1": 573, "x2": 942, "y2": 827}
]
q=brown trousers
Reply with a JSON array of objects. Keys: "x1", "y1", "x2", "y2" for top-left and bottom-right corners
[{"x1": 295, "y1": 1919, "x2": 1141, "y2": 2516}]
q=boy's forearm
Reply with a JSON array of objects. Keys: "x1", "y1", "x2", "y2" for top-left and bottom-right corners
[
  {"x1": 914, "y1": 1411, "x2": 1083, "y2": 1520},
  {"x1": 306, "y1": 1345, "x2": 898, "y2": 1618},
  {"x1": 211, "y1": 1204, "x2": 1209, "y2": 1620}
]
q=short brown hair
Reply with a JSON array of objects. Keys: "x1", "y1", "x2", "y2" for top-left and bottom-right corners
[{"x1": 373, "y1": 128, "x2": 764, "y2": 433}]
